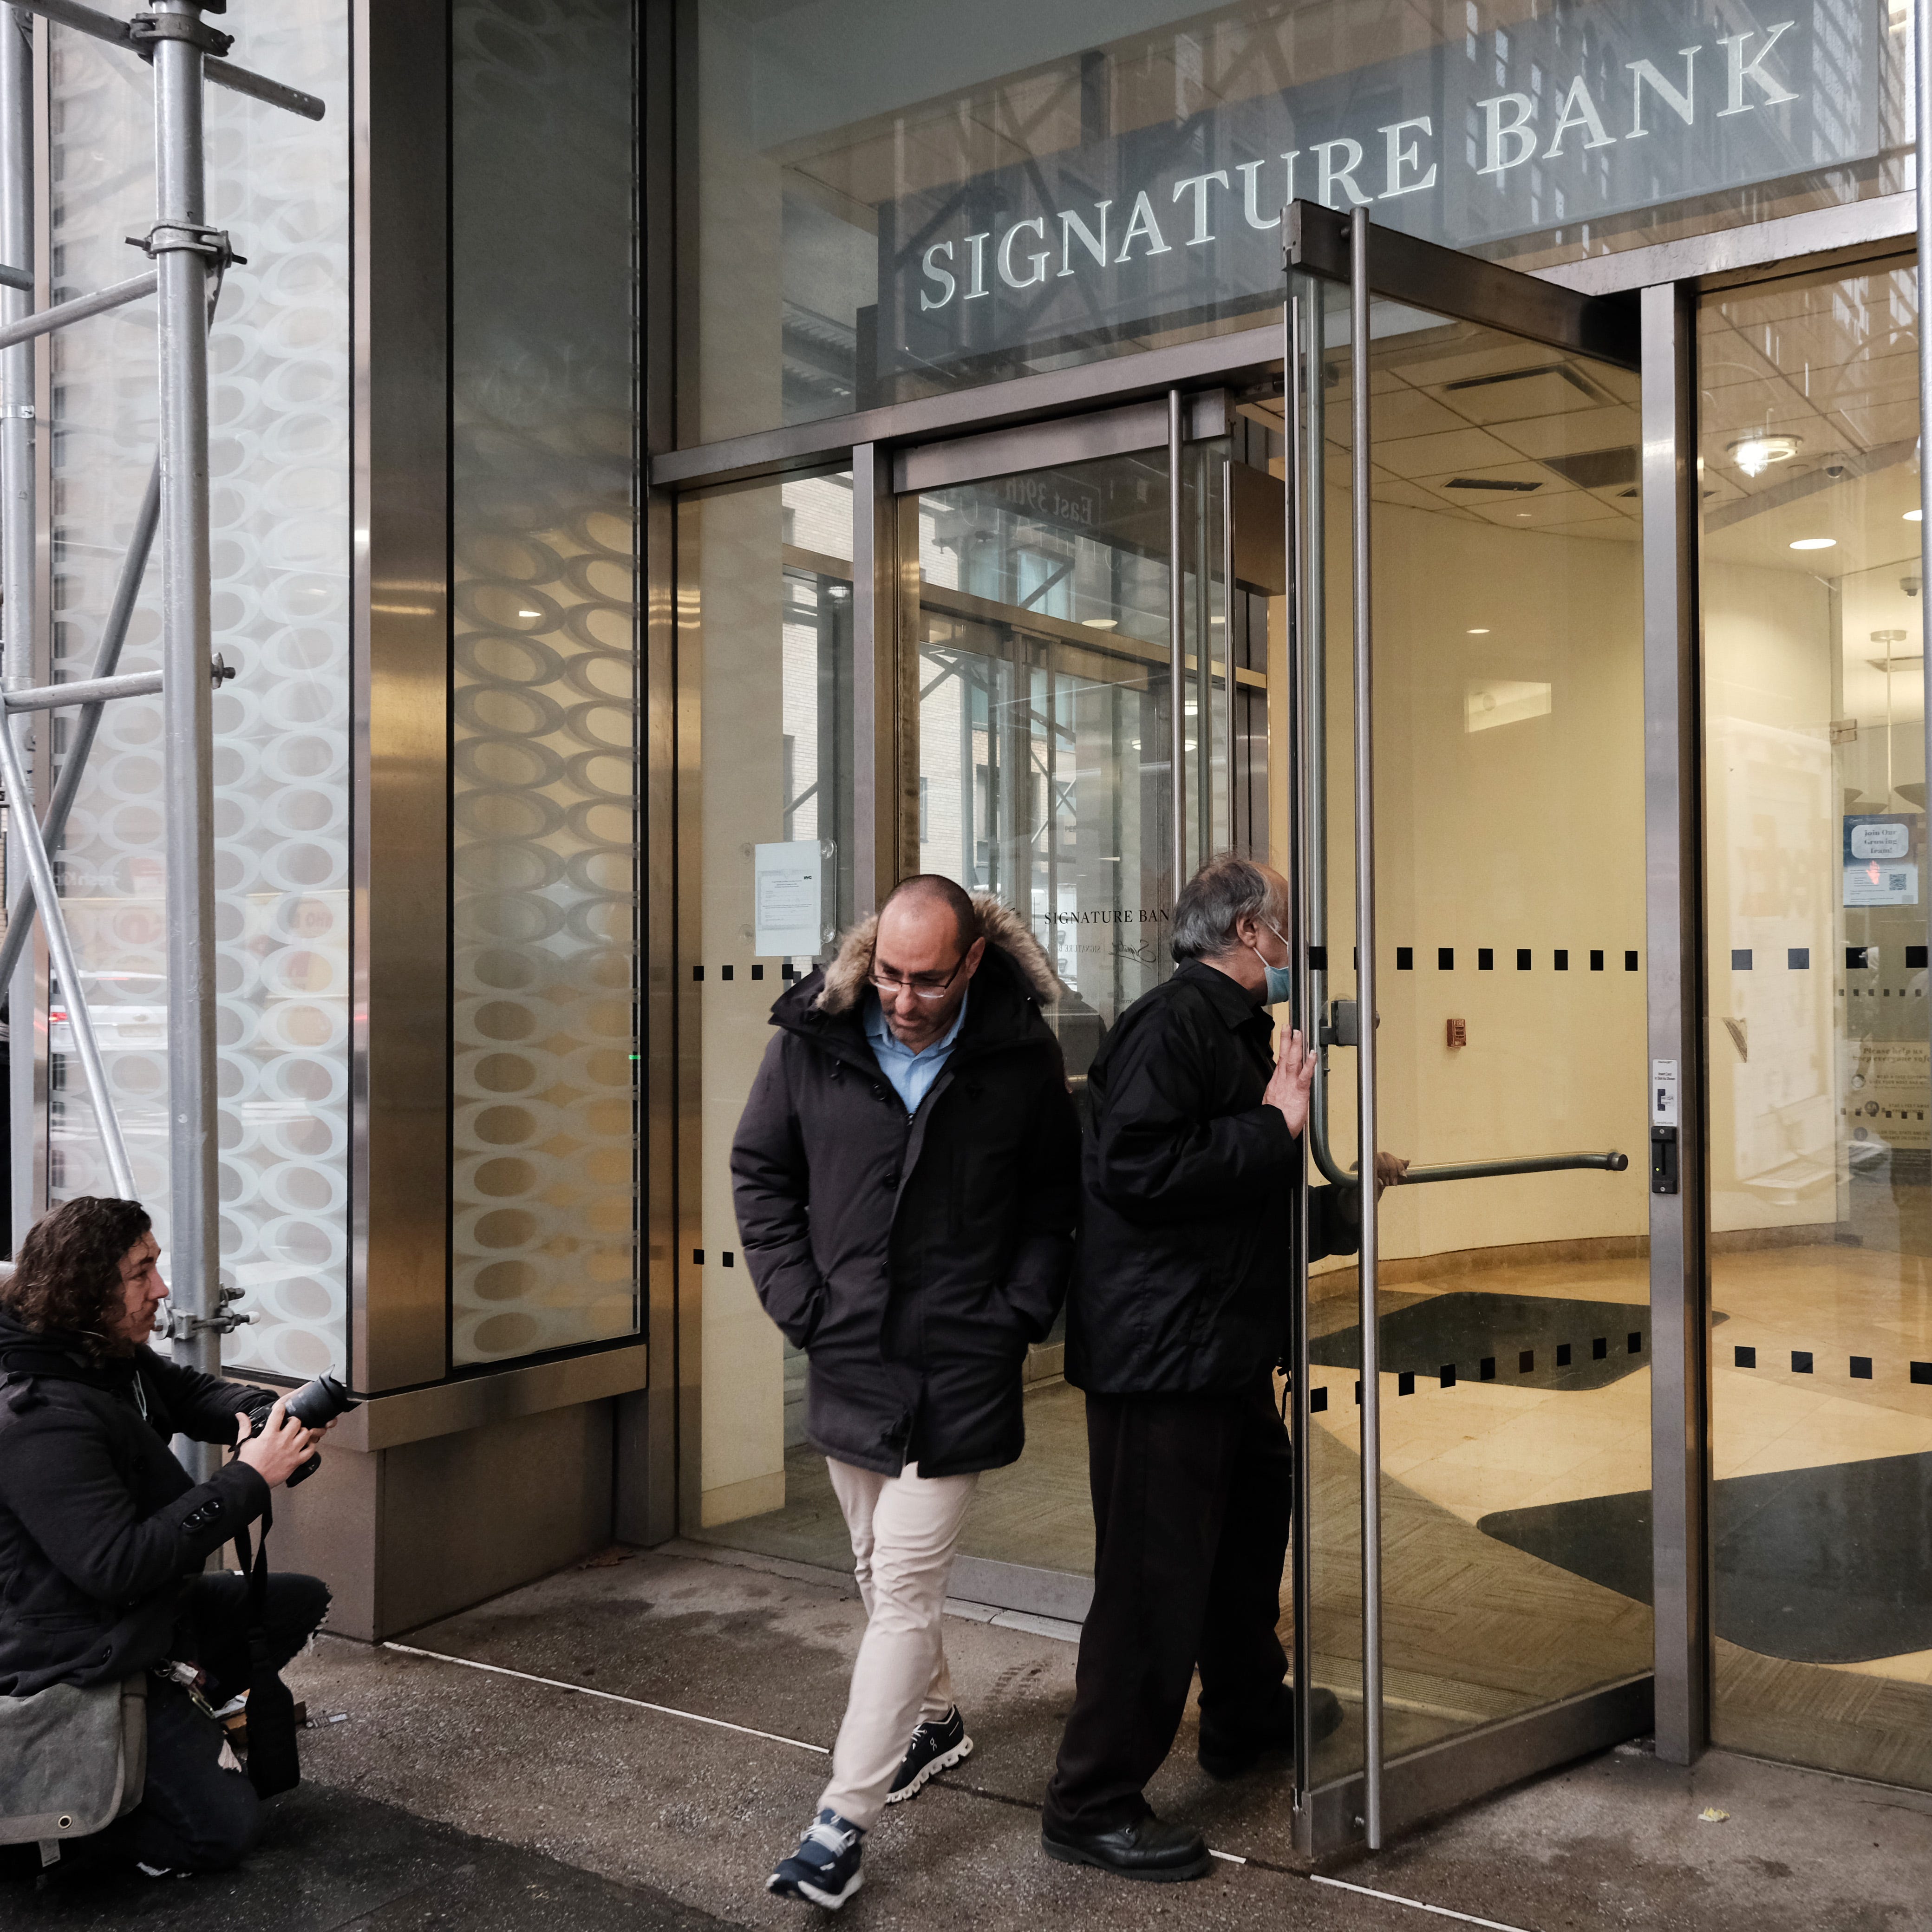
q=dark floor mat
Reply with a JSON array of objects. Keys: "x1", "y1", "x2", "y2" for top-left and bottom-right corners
[
  {"x1": 1310, "y1": 1290, "x2": 1658, "y2": 1391},
  {"x1": 1479, "y1": 1451, "x2": 1932, "y2": 1664}
]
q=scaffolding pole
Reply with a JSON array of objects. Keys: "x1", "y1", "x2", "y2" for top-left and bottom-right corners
[
  {"x1": 3, "y1": 6, "x2": 36, "y2": 1253},
  {"x1": 152, "y1": 0, "x2": 222, "y2": 1417},
  {"x1": 0, "y1": 5, "x2": 321, "y2": 1437}
]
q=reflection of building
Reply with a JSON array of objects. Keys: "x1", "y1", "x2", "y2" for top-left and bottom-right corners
[{"x1": 10, "y1": 0, "x2": 1932, "y2": 1848}]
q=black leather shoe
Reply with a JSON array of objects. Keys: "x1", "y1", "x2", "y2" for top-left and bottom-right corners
[
  {"x1": 1040, "y1": 1812, "x2": 1211, "y2": 1882},
  {"x1": 1197, "y1": 1685, "x2": 1345, "y2": 1779}
]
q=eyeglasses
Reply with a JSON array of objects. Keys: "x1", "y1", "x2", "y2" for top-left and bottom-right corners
[{"x1": 871, "y1": 953, "x2": 968, "y2": 1002}]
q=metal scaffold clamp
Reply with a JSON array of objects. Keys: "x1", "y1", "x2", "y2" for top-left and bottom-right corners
[
  {"x1": 126, "y1": 13, "x2": 235, "y2": 60},
  {"x1": 125, "y1": 221, "x2": 245, "y2": 269},
  {"x1": 162, "y1": 1278, "x2": 255, "y2": 1343}
]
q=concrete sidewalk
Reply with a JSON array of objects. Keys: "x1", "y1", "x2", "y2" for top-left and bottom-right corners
[{"x1": 11, "y1": 1541, "x2": 1929, "y2": 1929}]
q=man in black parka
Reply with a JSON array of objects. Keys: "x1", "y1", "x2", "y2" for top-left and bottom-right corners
[
  {"x1": 733, "y1": 874, "x2": 1078, "y2": 1910},
  {"x1": 1042, "y1": 854, "x2": 1396, "y2": 1881},
  {"x1": 0, "y1": 1196, "x2": 330, "y2": 1876}
]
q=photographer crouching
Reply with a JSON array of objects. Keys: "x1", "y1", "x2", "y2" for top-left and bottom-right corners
[{"x1": 0, "y1": 1196, "x2": 333, "y2": 1876}]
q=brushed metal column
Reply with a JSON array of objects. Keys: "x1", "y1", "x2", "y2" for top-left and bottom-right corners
[
  {"x1": 1918, "y1": 0, "x2": 1932, "y2": 1091},
  {"x1": 1168, "y1": 387, "x2": 1186, "y2": 891},
  {"x1": 851, "y1": 441, "x2": 898, "y2": 915},
  {"x1": 1348, "y1": 204, "x2": 1385, "y2": 1851},
  {"x1": 1, "y1": 6, "x2": 34, "y2": 1246},
  {"x1": 1284, "y1": 280, "x2": 1315, "y2": 1812},
  {"x1": 1642, "y1": 279, "x2": 1709, "y2": 1766}
]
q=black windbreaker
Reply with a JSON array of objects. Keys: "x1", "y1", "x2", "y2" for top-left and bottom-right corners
[
  {"x1": 1065, "y1": 959, "x2": 1359, "y2": 1396},
  {"x1": 0, "y1": 1311, "x2": 269, "y2": 1695},
  {"x1": 730, "y1": 901, "x2": 1081, "y2": 1479}
]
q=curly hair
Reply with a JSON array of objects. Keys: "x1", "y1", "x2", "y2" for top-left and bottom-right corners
[{"x1": 1, "y1": 1196, "x2": 154, "y2": 1358}]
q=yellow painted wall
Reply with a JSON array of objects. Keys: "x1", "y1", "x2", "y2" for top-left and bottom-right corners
[
  {"x1": 1700, "y1": 560, "x2": 1841, "y2": 1233},
  {"x1": 686, "y1": 484, "x2": 789, "y2": 1526},
  {"x1": 1310, "y1": 488, "x2": 1650, "y2": 1260}
]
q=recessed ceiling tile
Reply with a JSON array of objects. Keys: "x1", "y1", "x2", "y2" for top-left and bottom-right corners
[
  {"x1": 1697, "y1": 326, "x2": 1783, "y2": 391},
  {"x1": 1497, "y1": 405, "x2": 1641, "y2": 461},
  {"x1": 1414, "y1": 459, "x2": 1576, "y2": 507},
  {"x1": 1374, "y1": 424, "x2": 1519, "y2": 479},
  {"x1": 1464, "y1": 491, "x2": 1621, "y2": 530},
  {"x1": 1422, "y1": 363, "x2": 1621, "y2": 425},
  {"x1": 1326, "y1": 386, "x2": 1468, "y2": 445}
]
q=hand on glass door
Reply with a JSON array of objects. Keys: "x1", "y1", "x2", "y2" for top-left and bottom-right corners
[{"x1": 1265, "y1": 1029, "x2": 1315, "y2": 1137}]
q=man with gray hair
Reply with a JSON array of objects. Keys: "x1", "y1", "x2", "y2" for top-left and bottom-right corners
[{"x1": 1042, "y1": 853, "x2": 1397, "y2": 1881}]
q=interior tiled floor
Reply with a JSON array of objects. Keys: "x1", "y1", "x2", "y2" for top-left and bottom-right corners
[{"x1": 696, "y1": 1228, "x2": 1932, "y2": 1795}]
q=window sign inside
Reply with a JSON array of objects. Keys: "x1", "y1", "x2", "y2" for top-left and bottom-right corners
[
  {"x1": 881, "y1": 0, "x2": 1875, "y2": 380},
  {"x1": 756, "y1": 839, "x2": 832, "y2": 956},
  {"x1": 1845, "y1": 815, "x2": 1920, "y2": 908}
]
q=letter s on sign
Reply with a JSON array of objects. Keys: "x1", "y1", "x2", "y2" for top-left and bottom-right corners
[{"x1": 920, "y1": 241, "x2": 956, "y2": 312}]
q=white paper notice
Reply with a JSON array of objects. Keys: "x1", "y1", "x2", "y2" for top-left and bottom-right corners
[
  {"x1": 1651, "y1": 1058, "x2": 1679, "y2": 1127},
  {"x1": 1845, "y1": 862, "x2": 1919, "y2": 907},
  {"x1": 755, "y1": 840, "x2": 825, "y2": 956}
]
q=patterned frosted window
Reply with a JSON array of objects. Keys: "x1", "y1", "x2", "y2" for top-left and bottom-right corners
[
  {"x1": 46, "y1": 9, "x2": 351, "y2": 1378},
  {"x1": 450, "y1": 0, "x2": 639, "y2": 1365}
]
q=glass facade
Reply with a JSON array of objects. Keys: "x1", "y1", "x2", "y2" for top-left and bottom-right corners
[
  {"x1": 679, "y1": 470, "x2": 855, "y2": 1528},
  {"x1": 1700, "y1": 261, "x2": 1932, "y2": 1788},
  {"x1": 672, "y1": 0, "x2": 1932, "y2": 1771},
  {"x1": 450, "y1": 0, "x2": 642, "y2": 1366},
  {"x1": 47, "y1": 7, "x2": 352, "y2": 1379},
  {"x1": 6, "y1": 0, "x2": 1932, "y2": 1800},
  {"x1": 684, "y1": 0, "x2": 1906, "y2": 443}
]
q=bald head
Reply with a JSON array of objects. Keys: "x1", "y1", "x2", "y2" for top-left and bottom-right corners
[
  {"x1": 872, "y1": 875, "x2": 985, "y2": 1051},
  {"x1": 880, "y1": 874, "x2": 981, "y2": 951}
]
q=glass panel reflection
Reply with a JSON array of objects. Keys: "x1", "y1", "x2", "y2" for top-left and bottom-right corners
[
  {"x1": 681, "y1": 470, "x2": 855, "y2": 1534},
  {"x1": 44, "y1": 8, "x2": 352, "y2": 1379},
  {"x1": 1701, "y1": 262, "x2": 1932, "y2": 1791},
  {"x1": 1295, "y1": 293, "x2": 1652, "y2": 1782},
  {"x1": 449, "y1": 0, "x2": 640, "y2": 1365},
  {"x1": 685, "y1": 0, "x2": 1907, "y2": 443}
]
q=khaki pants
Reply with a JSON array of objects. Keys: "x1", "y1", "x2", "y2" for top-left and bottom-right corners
[{"x1": 818, "y1": 1457, "x2": 978, "y2": 1831}]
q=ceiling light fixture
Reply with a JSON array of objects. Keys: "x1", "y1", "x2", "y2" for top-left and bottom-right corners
[
  {"x1": 1907, "y1": 509, "x2": 1923, "y2": 522},
  {"x1": 1789, "y1": 537, "x2": 1837, "y2": 551},
  {"x1": 1081, "y1": 617, "x2": 1117, "y2": 630},
  {"x1": 1730, "y1": 434, "x2": 1801, "y2": 477},
  {"x1": 1467, "y1": 627, "x2": 1490, "y2": 634}
]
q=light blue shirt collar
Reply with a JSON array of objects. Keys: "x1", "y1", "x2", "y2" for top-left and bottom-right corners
[{"x1": 864, "y1": 989, "x2": 969, "y2": 1118}]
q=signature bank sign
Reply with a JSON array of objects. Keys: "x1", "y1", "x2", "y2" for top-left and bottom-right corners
[{"x1": 879, "y1": 0, "x2": 1876, "y2": 378}]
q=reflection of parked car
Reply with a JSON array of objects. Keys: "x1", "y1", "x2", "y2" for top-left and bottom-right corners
[
  {"x1": 50, "y1": 1004, "x2": 167, "y2": 1055},
  {"x1": 49, "y1": 969, "x2": 166, "y2": 1053}
]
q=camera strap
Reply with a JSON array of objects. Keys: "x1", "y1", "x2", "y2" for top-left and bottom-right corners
[{"x1": 229, "y1": 1498, "x2": 300, "y2": 1799}]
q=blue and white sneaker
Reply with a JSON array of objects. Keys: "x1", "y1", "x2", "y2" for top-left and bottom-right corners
[
  {"x1": 767, "y1": 1808, "x2": 865, "y2": 1910},
  {"x1": 886, "y1": 1705, "x2": 973, "y2": 1803}
]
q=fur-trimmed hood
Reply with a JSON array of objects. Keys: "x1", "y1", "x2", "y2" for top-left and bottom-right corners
[{"x1": 814, "y1": 893, "x2": 1061, "y2": 1016}]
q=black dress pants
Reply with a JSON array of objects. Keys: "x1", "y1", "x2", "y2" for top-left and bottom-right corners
[
  {"x1": 1044, "y1": 1374, "x2": 1292, "y2": 1833},
  {"x1": 86, "y1": 1570, "x2": 330, "y2": 1873}
]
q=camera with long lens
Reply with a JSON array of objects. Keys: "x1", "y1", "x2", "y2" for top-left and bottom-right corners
[{"x1": 240, "y1": 1373, "x2": 359, "y2": 1488}]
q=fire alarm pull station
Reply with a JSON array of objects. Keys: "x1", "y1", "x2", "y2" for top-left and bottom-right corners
[{"x1": 1651, "y1": 1058, "x2": 1679, "y2": 1195}]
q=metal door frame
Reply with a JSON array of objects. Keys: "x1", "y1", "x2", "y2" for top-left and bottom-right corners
[{"x1": 1280, "y1": 200, "x2": 1652, "y2": 1853}]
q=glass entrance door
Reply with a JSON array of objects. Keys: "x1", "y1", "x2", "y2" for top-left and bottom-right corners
[
  {"x1": 903, "y1": 434, "x2": 1239, "y2": 1604},
  {"x1": 1284, "y1": 217, "x2": 1654, "y2": 1849}
]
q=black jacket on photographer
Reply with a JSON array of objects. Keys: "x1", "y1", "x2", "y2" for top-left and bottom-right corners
[
  {"x1": 731, "y1": 897, "x2": 1082, "y2": 1479},
  {"x1": 1065, "y1": 959, "x2": 1359, "y2": 1396},
  {"x1": 0, "y1": 1308, "x2": 269, "y2": 1697}
]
